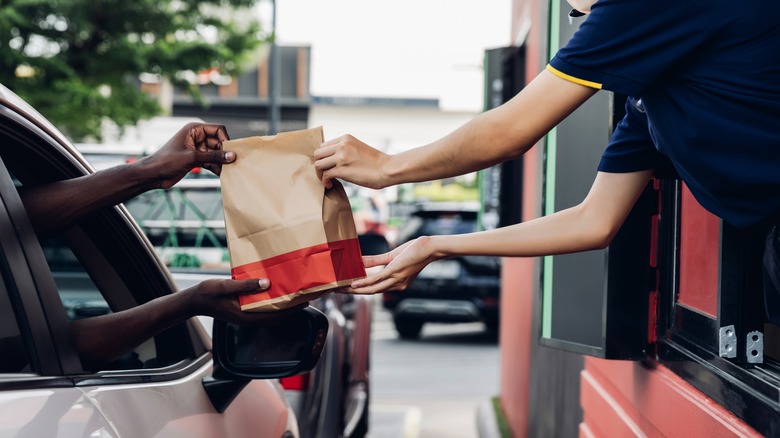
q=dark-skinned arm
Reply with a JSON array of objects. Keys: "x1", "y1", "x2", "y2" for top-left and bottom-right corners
[
  {"x1": 20, "y1": 123, "x2": 233, "y2": 237},
  {"x1": 71, "y1": 278, "x2": 306, "y2": 369}
]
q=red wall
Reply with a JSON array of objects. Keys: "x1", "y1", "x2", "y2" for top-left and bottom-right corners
[
  {"x1": 580, "y1": 358, "x2": 761, "y2": 438},
  {"x1": 498, "y1": 172, "x2": 537, "y2": 437}
]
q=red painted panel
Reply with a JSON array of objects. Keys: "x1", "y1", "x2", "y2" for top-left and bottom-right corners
[
  {"x1": 678, "y1": 184, "x2": 720, "y2": 318},
  {"x1": 500, "y1": 257, "x2": 534, "y2": 438},
  {"x1": 500, "y1": 1, "x2": 545, "y2": 436},
  {"x1": 500, "y1": 143, "x2": 540, "y2": 437},
  {"x1": 579, "y1": 422, "x2": 596, "y2": 438},
  {"x1": 581, "y1": 358, "x2": 762, "y2": 438},
  {"x1": 580, "y1": 368, "x2": 663, "y2": 437}
]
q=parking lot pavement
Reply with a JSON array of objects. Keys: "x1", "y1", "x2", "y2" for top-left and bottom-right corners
[
  {"x1": 369, "y1": 405, "x2": 422, "y2": 438},
  {"x1": 370, "y1": 303, "x2": 400, "y2": 340},
  {"x1": 369, "y1": 303, "x2": 500, "y2": 438}
]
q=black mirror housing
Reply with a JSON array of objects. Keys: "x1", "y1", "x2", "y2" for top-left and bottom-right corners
[{"x1": 212, "y1": 306, "x2": 329, "y2": 380}]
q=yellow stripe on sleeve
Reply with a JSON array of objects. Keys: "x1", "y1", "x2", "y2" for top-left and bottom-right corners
[{"x1": 546, "y1": 64, "x2": 602, "y2": 89}]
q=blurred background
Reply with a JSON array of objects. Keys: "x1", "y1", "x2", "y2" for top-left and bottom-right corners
[{"x1": 1, "y1": 1, "x2": 511, "y2": 437}]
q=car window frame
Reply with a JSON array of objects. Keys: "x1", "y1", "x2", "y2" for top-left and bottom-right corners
[
  {"x1": 0, "y1": 103, "x2": 209, "y2": 381},
  {"x1": 0, "y1": 163, "x2": 80, "y2": 388},
  {"x1": 0, "y1": 119, "x2": 82, "y2": 377}
]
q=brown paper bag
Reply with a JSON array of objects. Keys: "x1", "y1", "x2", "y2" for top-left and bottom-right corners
[{"x1": 220, "y1": 126, "x2": 366, "y2": 312}]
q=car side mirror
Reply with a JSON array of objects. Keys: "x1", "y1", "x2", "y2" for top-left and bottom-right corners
[
  {"x1": 213, "y1": 306, "x2": 329, "y2": 379},
  {"x1": 204, "y1": 306, "x2": 329, "y2": 413}
]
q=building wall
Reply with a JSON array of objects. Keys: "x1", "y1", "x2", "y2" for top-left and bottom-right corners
[
  {"x1": 581, "y1": 358, "x2": 761, "y2": 438},
  {"x1": 499, "y1": 0, "x2": 547, "y2": 436},
  {"x1": 308, "y1": 104, "x2": 477, "y2": 155}
]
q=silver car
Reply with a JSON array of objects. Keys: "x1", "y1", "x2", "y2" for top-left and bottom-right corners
[{"x1": 0, "y1": 84, "x2": 327, "y2": 437}]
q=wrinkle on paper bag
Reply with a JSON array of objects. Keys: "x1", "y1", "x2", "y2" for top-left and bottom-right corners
[{"x1": 220, "y1": 126, "x2": 366, "y2": 311}]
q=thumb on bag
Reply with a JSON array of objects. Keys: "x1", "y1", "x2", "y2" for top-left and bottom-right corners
[
  {"x1": 194, "y1": 150, "x2": 236, "y2": 167},
  {"x1": 192, "y1": 150, "x2": 237, "y2": 176}
]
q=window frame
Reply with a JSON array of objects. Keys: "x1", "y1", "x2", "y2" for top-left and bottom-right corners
[
  {"x1": 655, "y1": 179, "x2": 780, "y2": 436},
  {"x1": 0, "y1": 102, "x2": 209, "y2": 383},
  {"x1": 0, "y1": 158, "x2": 80, "y2": 391},
  {"x1": 0, "y1": 121, "x2": 80, "y2": 377}
]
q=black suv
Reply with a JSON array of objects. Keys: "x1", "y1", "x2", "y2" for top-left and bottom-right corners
[{"x1": 382, "y1": 202, "x2": 501, "y2": 339}]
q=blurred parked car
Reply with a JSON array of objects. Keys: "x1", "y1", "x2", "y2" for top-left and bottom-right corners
[
  {"x1": 382, "y1": 202, "x2": 501, "y2": 339},
  {"x1": 0, "y1": 84, "x2": 314, "y2": 437},
  {"x1": 78, "y1": 146, "x2": 376, "y2": 438}
]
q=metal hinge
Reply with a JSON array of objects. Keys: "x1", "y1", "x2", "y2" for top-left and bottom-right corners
[
  {"x1": 746, "y1": 331, "x2": 764, "y2": 364},
  {"x1": 719, "y1": 325, "x2": 737, "y2": 358}
]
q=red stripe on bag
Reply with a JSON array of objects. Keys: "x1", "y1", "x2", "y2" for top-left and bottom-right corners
[{"x1": 233, "y1": 238, "x2": 366, "y2": 306}]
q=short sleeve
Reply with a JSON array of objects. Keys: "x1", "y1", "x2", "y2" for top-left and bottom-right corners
[
  {"x1": 598, "y1": 99, "x2": 672, "y2": 174},
  {"x1": 549, "y1": 0, "x2": 710, "y2": 96}
]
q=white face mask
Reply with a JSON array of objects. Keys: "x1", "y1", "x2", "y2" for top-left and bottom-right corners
[{"x1": 566, "y1": 0, "x2": 597, "y2": 15}]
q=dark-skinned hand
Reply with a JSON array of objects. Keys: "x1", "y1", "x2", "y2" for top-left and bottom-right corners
[
  {"x1": 140, "y1": 122, "x2": 234, "y2": 189},
  {"x1": 183, "y1": 278, "x2": 309, "y2": 325}
]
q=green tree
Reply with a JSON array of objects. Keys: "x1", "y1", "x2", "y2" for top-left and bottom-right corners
[{"x1": 0, "y1": 0, "x2": 267, "y2": 141}]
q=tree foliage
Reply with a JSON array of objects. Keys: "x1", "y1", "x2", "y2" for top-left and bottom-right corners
[{"x1": 0, "y1": 0, "x2": 267, "y2": 141}]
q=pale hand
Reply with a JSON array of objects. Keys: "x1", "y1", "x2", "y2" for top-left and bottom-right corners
[
  {"x1": 313, "y1": 134, "x2": 390, "y2": 190},
  {"x1": 347, "y1": 237, "x2": 439, "y2": 295}
]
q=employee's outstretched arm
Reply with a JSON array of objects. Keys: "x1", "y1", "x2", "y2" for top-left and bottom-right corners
[
  {"x1": 347, "y1": 170, "x2": 654, "y2": 294},
  {"x1": 314, "y1": 70, "x2": 598, "y2": 189}
]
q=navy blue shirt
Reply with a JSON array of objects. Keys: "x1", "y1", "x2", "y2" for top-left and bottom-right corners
[{"x1": 548, "y1": 0, "x2": 780, "y2": 227}]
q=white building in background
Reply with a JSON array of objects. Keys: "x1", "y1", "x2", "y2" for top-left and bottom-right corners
[{"x1": 273, "y1": 0, "x2": 512, "y2": 154}]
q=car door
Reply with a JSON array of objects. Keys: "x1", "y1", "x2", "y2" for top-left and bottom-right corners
[
  {"x1": 0, "y1": 95, "x2": 298, "y2": 437},
  {"x1": 0, "y1": 152, "x2": 118, "y2": 437}
]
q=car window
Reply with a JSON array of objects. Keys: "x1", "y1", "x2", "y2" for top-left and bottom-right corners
[
  {"x1": 40, "y1": 235, "x2": 110, "y2": 321},
  {"x1": 0, "y1": 129, "x2": 194, "y2": 373},
  {"x1": 20, "y1": 188, "x2": 160, "y2": 371},
  {"x1": 123, "y1": 182, "x2": 229, "y2": 269}
]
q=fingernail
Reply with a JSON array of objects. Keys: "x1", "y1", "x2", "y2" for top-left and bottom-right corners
[
  {"x1": 224, "y1": 151, "x2": 236, "y2": 162},
  {"x1": 258, "y1": 278, "x2": 270, "y2": 289}
]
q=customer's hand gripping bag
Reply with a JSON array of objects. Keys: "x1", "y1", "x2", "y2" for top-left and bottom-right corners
[{"x1": 220, "y1": 126, "x2": 366, "y2": 311}]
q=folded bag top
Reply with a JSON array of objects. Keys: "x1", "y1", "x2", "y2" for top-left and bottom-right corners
[{"x1": 220, "y1": 126, "x2": 366, "y2": 312}]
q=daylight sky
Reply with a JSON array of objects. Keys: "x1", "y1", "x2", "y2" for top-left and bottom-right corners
[{"x1": 267, "y1": 0, "x2": 512, "y2": 112}]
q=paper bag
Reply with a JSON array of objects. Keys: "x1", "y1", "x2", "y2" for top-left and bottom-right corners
[{"x1": 220, "y1": 126, "x2": 366, "y2": 312}]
